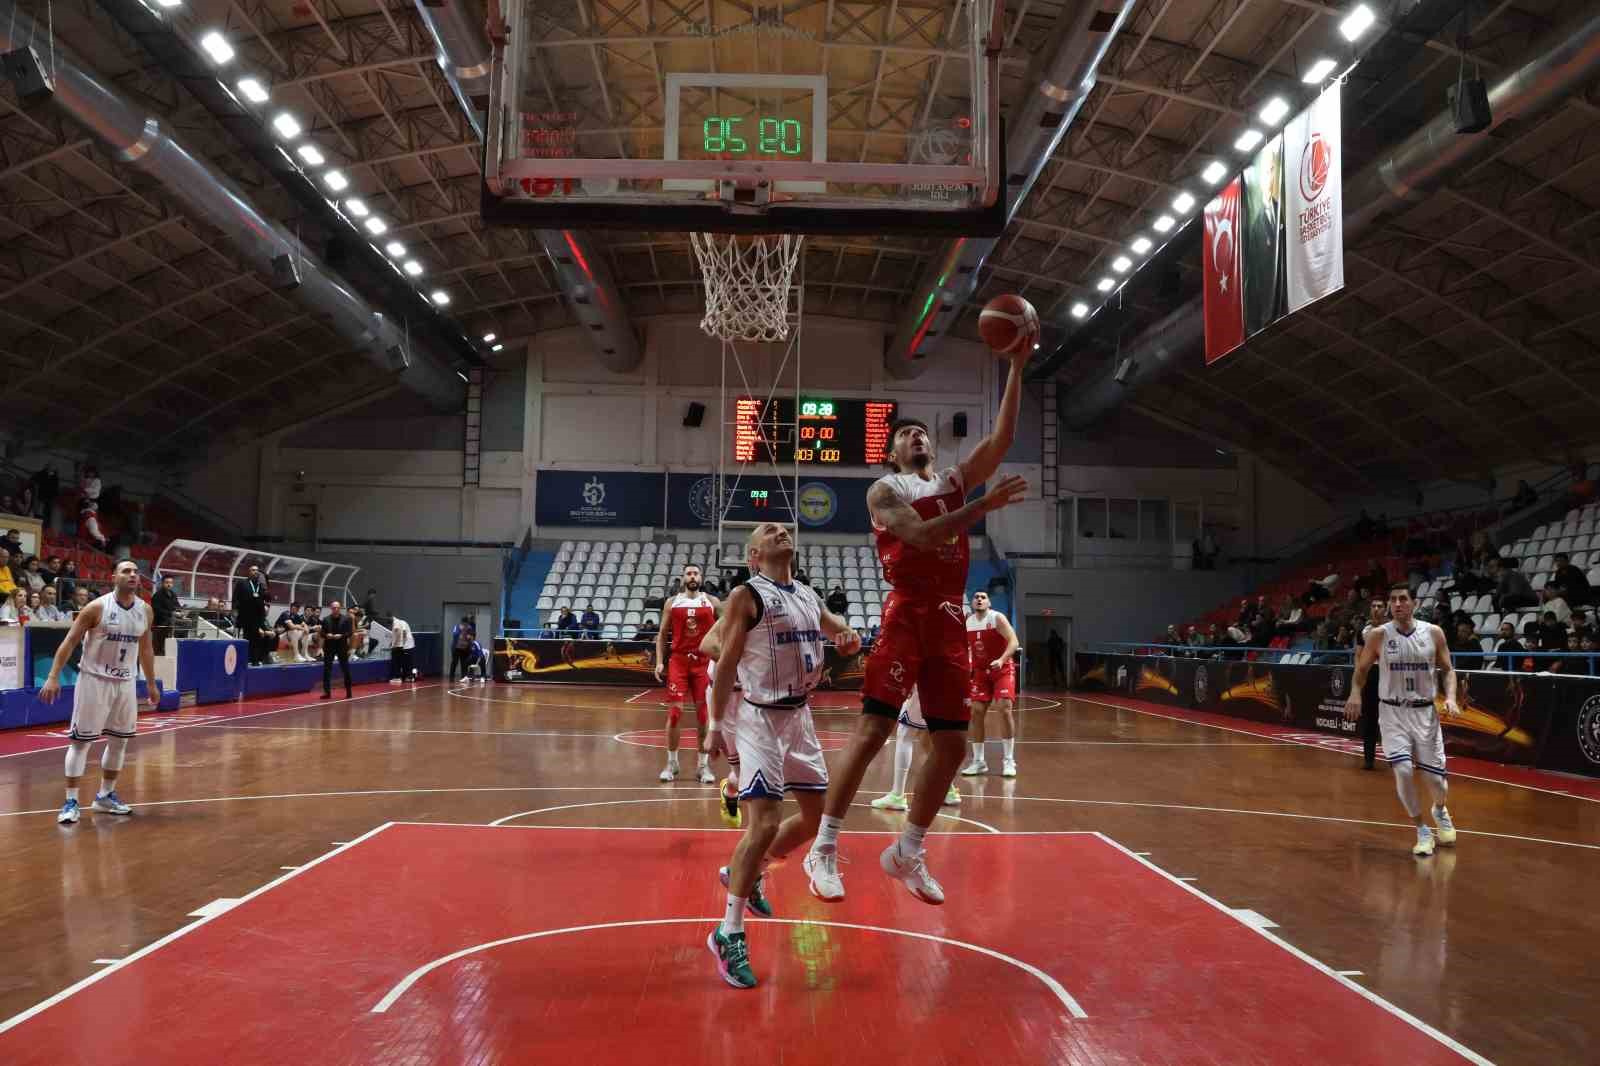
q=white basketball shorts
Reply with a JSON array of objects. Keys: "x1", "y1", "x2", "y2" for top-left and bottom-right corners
[
  {"x1": 734, "y1": 699, "x2": 828, "y2": 801},
  {"x1": 1379, "y1": 702, "x2": 1447, "y2": 776},
  {"x1": 68, "y1": 673, "x2": 139, "y2": 742}
]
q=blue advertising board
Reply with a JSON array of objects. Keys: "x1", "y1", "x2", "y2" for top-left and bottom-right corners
[{"x1": 535, "y1": 470, "x2": 666, "y2": 528}]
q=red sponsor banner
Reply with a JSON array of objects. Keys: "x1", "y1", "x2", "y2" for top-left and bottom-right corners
[{"x1": 1202, "y1": 176, "x2": 1245, "y2": 364}]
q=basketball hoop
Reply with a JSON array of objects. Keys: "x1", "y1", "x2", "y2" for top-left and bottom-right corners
[{"x1": 690, "y1": 232, "x2": 804, "y2": 343}]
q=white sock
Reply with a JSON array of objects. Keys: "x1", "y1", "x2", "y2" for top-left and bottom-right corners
[
  {"x1": 721, "y1": 893, "x2": 746, "y2": 935},
  {"x1": 1003, "y1": 737, "x2": 1016, "y2": 760},
  {"x1": 667, "y1": 751, "x2": 679, "y2": 766},
  {"x1": 897, "y1": 822, "x2": 928, "y2": 855},
  {"x1": 814, "y1": 814, "x2": 843, "y2": 851},
  {"x1": 697, "y1": 752, "x2": 708, "y2": 769},
  {"x1": 892, "y1": 727, "x2": 915, "y2": 795},
  {"x1": 65, "y1": 786, "x2": 79, "y2": 802},
  {"x1": 970, "y1": 742, "x2": 983, "y2": 762}
]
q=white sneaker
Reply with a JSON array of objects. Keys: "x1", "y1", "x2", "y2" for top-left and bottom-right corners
[
  {"x1": 91, "y1": 791, "x2": 133, "y2": 816},
  {"x1": 697, "y1": 765, "x2": 716, "y2": 785},
  {"x1": 960, "y1": 760, "x2": 988, "y2": 777},
  {"x1": 804, "y1": 847, "x2": 845, "y2": 901},
  {"x1": 58, "y1": 798, "x2": 80, "y2": 824},
  {"x1": 870, "y1": 792, "x2": 909, "y2": 811},
  {"x1": 1412, "y1": 828, "x2": 1436, "y2": 857},
  {"x1": 880, "y1": 843, "x2": 945, "y2": 905},
  {"x1": 659, "y1": 762, "x2": 678, "y2": 782},
  {"x1": 1432, "y1": 805, "x2": 1457, "y2": 846},
  {"x1": 943, "y1": 785, "x2": 961, "y2": 806},
  {"x1": 1002, "y1": 758, "x2": 1017, "y2": 778}
]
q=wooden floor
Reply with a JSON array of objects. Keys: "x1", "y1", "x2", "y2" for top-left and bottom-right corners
[{"x1": 0, "y1": 680, "x2": 1595, "y2": 1065}]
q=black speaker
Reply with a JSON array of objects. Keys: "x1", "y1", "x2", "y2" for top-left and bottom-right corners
[
  {"x1": 1450, "y1": 78, "x2": 1492, "y2": 134},
  {"x1": 952, "y1": 412, "x2": 968, "y2": 438},
  {"x1": 683, "y1": 401, "x2": 706, "y2": 428}
]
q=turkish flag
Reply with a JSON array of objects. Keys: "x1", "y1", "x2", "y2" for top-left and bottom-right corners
[{"x1": 1203, "y1": 176, "x2": 1245, "y2": 365}]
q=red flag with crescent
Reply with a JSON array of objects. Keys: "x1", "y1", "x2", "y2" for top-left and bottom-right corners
[{"x1": 1203, "y1": 176, "x2": 1245, "y2": 365}]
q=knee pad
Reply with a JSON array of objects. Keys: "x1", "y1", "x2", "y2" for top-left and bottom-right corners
[{"x1": 101, "y1": 737, "x2": 129, "y2": 772}]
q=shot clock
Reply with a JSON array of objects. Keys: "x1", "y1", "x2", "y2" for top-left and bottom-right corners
[{"x1": 734, "y1": 397, "x2": 898, "y2": 466}]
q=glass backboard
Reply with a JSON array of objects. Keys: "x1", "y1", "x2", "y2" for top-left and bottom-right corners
[{"x1": 483, "y1": 0, "x2": 1005, "y2": 235}]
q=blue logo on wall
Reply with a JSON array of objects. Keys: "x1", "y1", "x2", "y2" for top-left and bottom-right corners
[
  {"x1": 797, "y1": 482, "x2": 837, "y2": 527},
  {"x1": 688, "y1": 476, "x2": 723, "y2": 525}
]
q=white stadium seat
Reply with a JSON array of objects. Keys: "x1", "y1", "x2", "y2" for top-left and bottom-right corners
[
  {"x1": 1481, "y1": 612, "x2": 1501, "y2": 634},
  {"x1": 1480, "y1": 638, "x2": 1495, "y2": 655},
  {"x1": 1532, "y1": 573, "x2": 1549, "y2": 591},
  {"x1": 536, "y1": 596, "x2": 553, "y2": 611}
]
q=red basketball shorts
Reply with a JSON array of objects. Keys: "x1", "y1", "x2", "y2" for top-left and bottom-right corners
[
  {"x1": 666, "y1": 652, "x2": 710, "y2": 722},
  {"x1": 969, "y1": 661, "x2": 1017, "y2": 704},
  {"x1": 862, "y1": 592, "x2": 972, "y2": 723}
]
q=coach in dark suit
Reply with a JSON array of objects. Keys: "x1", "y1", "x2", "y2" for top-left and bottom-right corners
[
  {"x1": 233, "y1": 564, "x2": 270, "y2": 665},
  {"x1": 319, "y1": 601, "x2": 354, "y2": 699}
]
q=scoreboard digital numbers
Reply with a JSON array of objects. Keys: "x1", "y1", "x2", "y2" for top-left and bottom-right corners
[{"x1": 734, "y1": 397, "x2": 899, "y2": 466}]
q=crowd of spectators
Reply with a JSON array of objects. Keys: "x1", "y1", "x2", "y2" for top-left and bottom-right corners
[{"x1": 0, "y1": 547, "x2": 100, "y2": 626}]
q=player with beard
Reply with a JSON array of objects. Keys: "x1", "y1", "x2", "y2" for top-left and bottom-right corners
[
  {"x1": 960, "y1": 590, "x2": 1021, "y2": 777},
  {"x1": 655, "y1": 563, "x2": 721, "y2": 782},
  {"x1": 804, "y1": 347, "x2": 1031, "y2": 905}
]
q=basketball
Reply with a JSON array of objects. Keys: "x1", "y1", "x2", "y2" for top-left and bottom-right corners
[{"x1": 978, "y1": 294, "x2": 1039, "y2": 355}]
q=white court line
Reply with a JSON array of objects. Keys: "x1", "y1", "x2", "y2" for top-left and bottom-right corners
[
  {"x1": 0, "y1": 684, "x2": 443, "y2": 761},
  {"x1": 487, "y1": 797, "x2": 1000, "y2": 833},
  {"x1": 0, "y1": 822, "x2": 399, "y2": 1036},
  {"x1": 623, "y1": 690, "x2": 654, "y2": 704},
  {"x1": 1069, "y1": 694, "x2": 1600, "y2": 805},
  {"x1": 90, "y1": 959, "x2": 119, "y2": 966},
  {"x1": 367, "y1": 916, "x2": 1087, "y2": 1018},
  {"x1": 1177, "y1": 876, "x2": 1198, "y2": 882},
  {"x1": 187, "y1": 899, "x2": 240, "y2": 918},
  {"x1": 1339, "y1": 970, "x2": 1366, "y2": 977},
  {"x1": 201, "y1": 724, "x2": 622, "y2": 739},
  {"x1": 1231, "y1": 908, "x2": 1278, "y2": 930},
  {"x1": 1092, "y1": 832, "x2": 1494, "y2": 1066}
]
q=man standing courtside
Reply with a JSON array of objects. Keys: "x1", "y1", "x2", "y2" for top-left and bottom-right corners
[
  {"x1": 1344, "y1": 584, "x2": 1459, "y2": 856},
  {"x1": 233, "y1": 564, "x2": 269, "y2": 666},
  {"x1": 654, "y1": 563, "x2": 720, "y2": 783},
  {"x1": 804, "y1": 343, "x2": 1031, "y2": 905},
  {"x1": 320, "y1": 601, "x2": 354, "y2": 700}
]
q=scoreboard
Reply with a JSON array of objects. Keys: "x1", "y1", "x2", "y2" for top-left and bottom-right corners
[{"x1": 734, "y1": 397, "x2": 898, "y2": 466}]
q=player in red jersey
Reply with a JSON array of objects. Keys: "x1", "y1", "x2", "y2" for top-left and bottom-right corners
[
  {"x1": 654, "y1": 563, "x2": 720, "y2": 783},
  {"x1": 804, "y1": 350, "x2": 1031, "y2": 905},
  {"x1": 961, "y1": 591, "x2": 1021, "y2": 777}
]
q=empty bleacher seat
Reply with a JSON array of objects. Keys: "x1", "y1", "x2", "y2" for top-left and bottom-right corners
[
  {"x1": 1532, "y1": 573, "x2": 1549, "y2": 591},
  {"x1": 1481, "y1": 612, "x2": 1501, "y2": 634},
  {"x1": 536, "y1": 595, "x2": 554, "y2": 611},
  {"x1": 624, "y1": 611, "x2": 641, "y2": 626}
]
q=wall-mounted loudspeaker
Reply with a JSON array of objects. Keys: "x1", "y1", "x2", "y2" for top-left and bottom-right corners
[
  {"x1": 952, "y1": 412, "x2": 968, "y2": 438},
  {"x1": 683, "y1": 401, "x2": 706, "y2": 428}
]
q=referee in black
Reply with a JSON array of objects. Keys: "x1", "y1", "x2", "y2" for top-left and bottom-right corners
[
  {"x1": 319, "y1": 600, "x2": 354, "y2": 700},
  {"x1": 1357, "y1": 597, "x2": 1387, "y2": 769}
]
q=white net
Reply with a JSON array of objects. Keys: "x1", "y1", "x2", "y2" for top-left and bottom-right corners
[{"x1": 690, "y1": 232, "x2": 804, "y2": 343}]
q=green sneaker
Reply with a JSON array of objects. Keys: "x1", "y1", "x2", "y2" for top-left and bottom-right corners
[
  {"x1": 944, "y1": 784, "x2": 961, "y2": 806},
  {"x1": 718, "y1": 866, "x2": 774, "y2": 917},
  {"x1": 708, "y1": 928, "x2": 757, "y2": 988},
  {"x1": 870, "y1": 791, "x2": 909, "y2": 811}
]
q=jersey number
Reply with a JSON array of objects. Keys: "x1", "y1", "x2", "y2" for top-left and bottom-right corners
[
  {"x1": 118, "y1": 647, "x2": 128, "y2": 663},
  {"x1": 803, "y1": 654, "x2": 814, "y2": 673},
  {"x1": 1404, "y1": 676, "x2": 1415, "y2": 692}
]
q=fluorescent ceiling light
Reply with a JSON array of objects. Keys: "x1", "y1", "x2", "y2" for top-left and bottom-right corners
[
  {"x1": 491, "y1": 343, "x2": 504, "y2": 352},
  {"x1": 322, "y1": 170, "x2": 349, "y2": 192},
  {"x1": 1234, "y1": 129, "x2": 1264, "y2": 153},
  {"x1": 1201, "y1": 161, "x2": 1229, "y2": 185},
  {"x1": 1303, "y1": 58, "x2": 1338, "y2": 84},
  {"x1": 295, "y1": 144, "x2": 324, "y2": 166},
  {"x1": 199, "y1": 32, "x2": 234, "y2": 65},
  {"x1": 1340, "y1": 4, "x2": 1375, "y2": 41},
  {"x1": 271, "y1": 112, "x2": 301, "y2": 139},
  {"x1": 1096, "y1": 277, "x2": 1115, "y2": 293},
  {"x1": 403, "y1": 260, "x2": 424, "y2": 277},
  {"x1": 430, "y1": 290, "x2": 450, "y2": 306},
  {"x1": 344, "y1": 198, "x2": 368, "y2": 217},
  {"x1": 1111, "y1": 255, "x2": 1132, "y2": 273},
  {"x1": 1172, "y1": 192, "x2": 1196, "y2": 214},
  {"x1": 1130, "y1": 236, "x2": 1153, "y2": 255},
  {"x1": 1258, "y1": 96, "x2": 1291, "y2": 125},
  {"x1": 482, "y1": 332, "x2": 497, "y2": 343},
  {"x1": 1070, "y1": 303, "x2": 1089, "y2": 319},
  {"x1": 154, "y1": 0, "x2": 182, "y2": 8},
  {"x1": 236, "y1": 77, "x2": 268, "y2": 104},
  {"x1": 363, "y1": 217, "x2": 387, "y2": 236},
  {"x1": 385, "y1": 241, "x2": 406, "y2": 257},
  {"x1": 1152, "y1": 214, "x2": 1175, "y2": 233}
]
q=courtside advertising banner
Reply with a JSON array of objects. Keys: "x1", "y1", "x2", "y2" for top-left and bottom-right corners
[
  {"x1": 1202, "y1": 176, "x2": 1245, "y2": 364},
  {"x1": 1283, "y1": 81, "x2": 1345, "y2": 313}
]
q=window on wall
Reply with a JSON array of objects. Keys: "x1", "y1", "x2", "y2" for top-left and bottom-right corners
[
  {"x1": 1109, "y1": 499, "x2": 1137, "y2": 540},
  {"x1": 1078, "y1": 498, "x2": 1107, "y2": 538},
  {"x1": 1141, "y1": 500, "x2": 1169, "y2": 542}
]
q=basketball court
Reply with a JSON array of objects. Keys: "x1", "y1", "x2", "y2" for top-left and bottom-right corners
[{"x1": 2, "y1": 681, "x2": 1595, "y2": 1064}]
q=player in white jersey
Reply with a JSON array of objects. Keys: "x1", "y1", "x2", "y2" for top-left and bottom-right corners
[
  {"x1": 40, "y1": 560, "x2": 159, "y2": 824},
  {"x1": 705, "y1": 522, "x2": 860, "y2": 989},
  {"x1": 1344, "y1": 583, "x2": 1459, "y2": 856},
  {"x1": 870, "y1": 688, "x2": 962, "y2": 810}
]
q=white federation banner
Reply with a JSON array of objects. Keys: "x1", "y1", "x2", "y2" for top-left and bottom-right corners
[{"x1": 1284, "y1": 81, "x2": 1344, "y2": 313}]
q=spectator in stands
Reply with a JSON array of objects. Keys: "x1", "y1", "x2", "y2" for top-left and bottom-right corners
[
  {"x1": 0, "y1": 586, "x2": 26, "y2": 624},
  {"x1": 40, "y1": 555, "x2": 57, "y2": 589},
  {"x1": 2, "y1": 529, "x2": 21, "y2": 556},
  {"x1": 1549, "y1": 553, "x2": 1591, "y2": 607},
  {"x1": 1235, "y1": 598, "x2": 1257, "y2": 628},
  {"x1": 1250, "y1": 601, "x2": 1275, "y2": 648},
  {"x1": 79, "y1": 501, "x2": 110, "y2": 553},
  {"x1": 276, "y1": 602, "x2": 311, "y2": 662},
  {"x1": 635, "y1": 616, "x2": 659, "y2": 642},
  {"x1": 1489, "y1": 622, "x2": 1524, "y2": 671},
  {"x1": 388, "y1": 616, "x2": 416, "y2": 683},
  {"x1": 72, "y1": 586, "x2": 91, "y2": 616},
  {"x1": 33, "y1": 463, "x2": 59, "y2": 530},
  {"x1": 79, "y1": 464, "x2": 101, "y2": 508},
  {"x1": 1355, "y1": 562, "x2": 1390, "y2": 601},
  {"x1": 34, "y1": 585, "x2": 67, "y2": 623},
  {"x1": 1275, "y1": 595, "x2": 1304, "y2": 635},
  {"x1": 233, "y1": 564, "x2": 270, "y2": 666},
  {"x1": 554, "y1": 604, "x2": 578, "y2": 637},
  {"x1": 1541, "y1": 586, "x2": 1573, "y2": 626},
  {"x1": 1583, "y1": 633, "x2": 1600, "y2": 673},
  {"x1": 348, "y1": 607, "x2": 370, "y2": 660},
  {"x1": 1509, "y1": 479, "x2": 1537, "y2": 512},
  {"x1": 1490, "y1": 557, "x2": 1538, "y2": 612},
  {"x1": 1164, "y1": 625, "x2": 1182, "y2": 648},
  {"x1": 1448, "y1": 619, "x2": 1480, "y2": 660},
  {"x1": 580, "y1": 603, "x2": 602, "y2": 639},
  {"x1": 826, "y1": 584, "x2": 849, "y2": 617},
  {"x1": 153, "y1": 575, "x2": 181, "y2": 654},
  {"x1": 1539, "y1": 611, "x2": 1568, "y2": 652},
  {"x1": 1552, "y1": 633, "x2": 1587, "y2": 675},
  {"x1": 0, "y1": 546, "x2": 15, "y2": 599},
  {"x1": 55, "y1": 559, "x2": 78, "y2": 603}
]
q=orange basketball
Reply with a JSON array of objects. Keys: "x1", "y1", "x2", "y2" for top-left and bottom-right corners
[{"x1": 978, "y1": 294, "x2": 1039, "y2": 355}]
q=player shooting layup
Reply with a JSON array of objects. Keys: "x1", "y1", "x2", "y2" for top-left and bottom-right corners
[
  {"x1": 803, "y1": 345, "x2": 1031, "y2": 905},
  {"x1": 42, "y1": 560, "x2": 159, "y2": 824},
  {"x1": 654, "y1": 563, "x2": 720, "y2": 783},
  {"x1": 1344, "y1": 583, "x2": 1459, "y2": 856}
]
